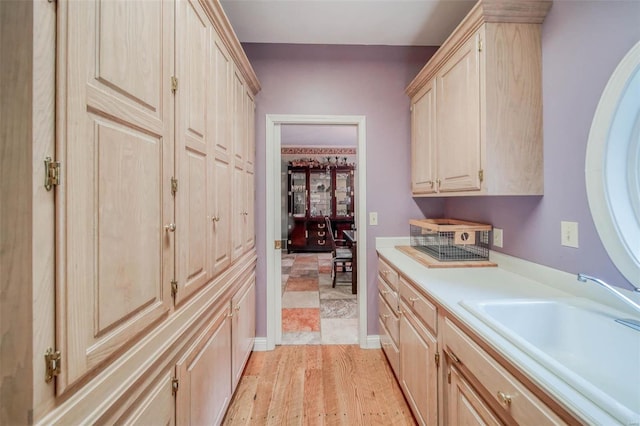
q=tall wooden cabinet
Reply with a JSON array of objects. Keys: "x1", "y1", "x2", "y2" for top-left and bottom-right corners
[
  {"x1": 407, "y1": 0, "x2": 551, "y2": 196},
  {"x1": 0, "y1": 0, "x2": 261, "y2": 424},
  {"x1": 287, "y1": 164, "x2": 355, "y2": 252}
]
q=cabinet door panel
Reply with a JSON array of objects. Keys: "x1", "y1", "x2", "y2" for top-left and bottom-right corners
[
  {"x1": 119, "y1": 369, "x2": 176, "y2": 426},
  {"x1": 244, "y1": 169, "x2": 255, "y2": 250},
  {"x1": 212, "y1": 155, "x2": 232, "y2": 276},
  {"x1": 231, "y1": 165, "x2": 245, "y2": 260},
  {"x1": 436, "y1": 32, "x2": 482, "y2": 192},
  {"x1": 176, "y1": 306, "x2": 232, "y2": 426},
  {"x1": 212, "y1": 35, "x2": 232, "y2": 157},
  {"x1": 232, "y1": 275, "x2": 256, "y2": 390},
  {"x1": 412, "y1": 81, "x2": 437, "y2": 194},
  {"x1": 175, "y1": 0, "x2": 211, "y2": 304},
  {"x1": 232, "y1": 71, "x2": 246, "y2": 165},
  {"x1": 57, "y1": 0, "x2": 173, "y2": 393},
  {"x1": 400, "y1": 305, "x2": 438, "y2": 425},
  {"x1": 447, "y1": 365, "x2": 501, "y2": 426}
]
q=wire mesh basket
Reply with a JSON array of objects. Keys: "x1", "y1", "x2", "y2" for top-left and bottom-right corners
[{"x1": 409, "y1": 219, "x2": 491, "y2": 262}]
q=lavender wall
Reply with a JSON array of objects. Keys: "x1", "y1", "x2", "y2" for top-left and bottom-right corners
[
  {"x1": 445, "y1": 1, "x2": 640, "y2": 291},
  {"x1": 246, "y1": 44, "x2": 444, "y2": 336}
]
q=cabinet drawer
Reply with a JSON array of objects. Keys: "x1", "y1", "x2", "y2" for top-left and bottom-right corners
[
  {"x1": 378, "y1": 273, "x2": 398, "y2": 312},
  {"x1": 308, "y1": 229, "x2": 328, "y2": 238},
  {"x1": 307, "y1": 238, "x2": 329, "y2": 248},
  {"x1": 443, "y1": 318, "x2": 565, "y2": 426},
  {"x1": 378, "y1": 257, "x2": 399, "y2": 291},
  {"x1": 379, "y1": 317, "x2": 400, "y2": 379},
  {"x1": 399, "y1": 277, "x2": 437, "y2": 335},
  {"x1": 378, "y1": 294, "x2": 399, "y2": 347},
  {"x1": 308, "y1": 221, "x2": 328, "y2": 231}
]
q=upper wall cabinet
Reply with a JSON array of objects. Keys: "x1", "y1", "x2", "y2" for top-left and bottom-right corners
[{"x1": 407, "y1": 0, "x2": 552, "y2": 197}]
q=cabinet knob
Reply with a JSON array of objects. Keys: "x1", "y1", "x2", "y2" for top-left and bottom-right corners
[
  {"x1": 164, "y1": 223, "x2": 176, "y2": 232},
  {"x1": 212, "y1": 216, "x2": 220, "y2": 222},
  {"x1": 497, "y1": 391, "x2": 512, "y2": 406}
]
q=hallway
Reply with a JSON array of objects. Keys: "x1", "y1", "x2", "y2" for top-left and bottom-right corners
[{"x1": 281, "y1": 253, "x2": 357, "y2": 345}]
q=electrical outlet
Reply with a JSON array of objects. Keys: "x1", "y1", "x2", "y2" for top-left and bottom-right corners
[
  {"x1": 369, "y1": 212, "x2": 378, "y2": 226},
  {"x1": 561, "y1": 221, "x2": 579, "y2": 248},
  {"x1": 493, "y1": 228, "x2": 503, "y2": 248}
]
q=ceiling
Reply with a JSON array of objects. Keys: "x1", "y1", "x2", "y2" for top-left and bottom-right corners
[{"x1": 220, "y1": 0, "x2": 476, "y2": 46}]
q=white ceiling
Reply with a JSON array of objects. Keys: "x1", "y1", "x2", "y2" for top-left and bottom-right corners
[{"x1": 220, "y1": 0, "x2": 476, "y2": 46}]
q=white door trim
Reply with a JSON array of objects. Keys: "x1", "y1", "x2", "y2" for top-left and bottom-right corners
[{"x1": 265, "y1": 114, "x2": 367, "y2": 350}]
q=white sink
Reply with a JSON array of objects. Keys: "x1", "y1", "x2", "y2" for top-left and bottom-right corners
[{"x1": 460, "y1": 298, "x2": 640, "y2": 425}]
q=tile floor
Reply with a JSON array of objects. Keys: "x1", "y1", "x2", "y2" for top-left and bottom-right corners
[{"x1": 281, "y1": 252, "x2": 358, "y2": 345}]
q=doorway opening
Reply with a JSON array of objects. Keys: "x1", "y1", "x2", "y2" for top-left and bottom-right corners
[
  {"x1": 265, "y1": 115, "x2": 367, "y2": 350},
  {"x1": 280, "y1": 126, "x2": 357, "y2": 344}
]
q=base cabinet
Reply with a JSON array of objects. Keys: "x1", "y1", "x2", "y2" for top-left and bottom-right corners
[
  {"x1": 399, "y1": 301, "x2": 438, "y2": 426},
  {"x1": 176, "y1": 305, "x2": 232, "y2": 426},
  {"x1": 377, "y1": 254, "x2": 580, "y2": 426},
  {"x1": 446, "y1": 364, "x2": 501, "y2": 426},
  {"x1": 231, "y1": 274, "x2": 256, "y2": 389}
]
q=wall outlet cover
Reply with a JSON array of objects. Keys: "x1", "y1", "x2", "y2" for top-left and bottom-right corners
[{"x1": 493, "y1": 228, "x2": 503, "y2": 248}]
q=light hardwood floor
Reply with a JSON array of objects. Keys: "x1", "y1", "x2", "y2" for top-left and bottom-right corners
[{"x1": 223, "y1": 345, "x2": 416, "y2": 425}]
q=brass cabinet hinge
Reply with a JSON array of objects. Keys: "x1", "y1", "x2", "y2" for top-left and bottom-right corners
[
  {"x1": 447, "y1": 370, "x2": 451, "y2": 384},
  {"x1": 44, "y1": 157, "x2": 60, "y2": 191},
  {"x1": 274, "y1": 240, "x2": 282, "y2": 250},
  {"x1": 435, "y1": 352, "x2": 440, "y2": 368},
  {"x1": 171, "y1": 76, "x2": 178, "y2": 94},
  {"x1": 172, "y1": 378, "x2": 179, "y2": 395},
  {"x1": 478, "y1": 38, "x2": 483, "y2": 52},
  {"x1": 44, "y1": 348, "x2": 61, "y2": 383},
  {"x1": 171, "y1": 177, "x2": 178, "y2": 196},
  {"x1": 171, "y1": 280, "x2": 178, "y2": 298},
  {"x1": 478, "y1": 169, "x2": 484, "y2": 183}
]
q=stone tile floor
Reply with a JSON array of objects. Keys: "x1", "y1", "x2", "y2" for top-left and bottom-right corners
[{"x1": 281, "y1": 252, "x2": 357, "y2": 345}]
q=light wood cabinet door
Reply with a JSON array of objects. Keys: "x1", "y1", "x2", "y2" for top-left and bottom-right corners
[
  {"x1": 176, "y1": 305, "x2": 232, "y2": 426},
  {"x1": 118, "y1": 369, "x2": 176, "y2": 426},
  {"x1": 56, "y1": 0, "x2": 173, "y2": 393},
  {"x1": 244, "y1": 169, "x2": 255, "y2": 251},
  {"x1": 232, "y1": 275, "x2": 256, "y2": 390},
  {"x1": 436, "y1": 29, "x2": 482, "y2": 193},
  {"x1": 231, "y1": 165, "x2": 246, "y2": 260},
  {"x1": 175, "y1": 0, "x2": 212, "y2": 305},
  {"x1": 211, "y1": 34, "x2": 233, "y2": 159},
  {"x1": 232, "y1": 70, "x2": 246, "y2": 166},
  {"x1": 209, "y1": 32, "x2": 233, "y2": 277},
  {"x1": 211, "y1": 153, "x2": 232, "y2": 276},
  {"x1": 399, "y1": 303, "x2": 438, "y2": 426},
  {"x1": 447, "y1": 364, "x2": 501, "y2": 426},
  {"x1": 411, "y1": 80, "x2": 437, "y2": 195}
]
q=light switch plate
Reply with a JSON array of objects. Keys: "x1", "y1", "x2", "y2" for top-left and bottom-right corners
[
  {"x1": 561, "y1": 221, "x2": 579, "y2": 248},
  {"x1": 369, "y1": 212, "x2": 378, "y2": 226}
]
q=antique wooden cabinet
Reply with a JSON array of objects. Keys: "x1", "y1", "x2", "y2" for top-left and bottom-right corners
[
  {"x1": 287, "y1": 163, "x2": 355, "y2": 252},
  {"x1": 0, "y1": 0, "x2": 260, "y2": 424},
  {"x1": 407, "y1": 0, "x2": 552, "y2": 196}
]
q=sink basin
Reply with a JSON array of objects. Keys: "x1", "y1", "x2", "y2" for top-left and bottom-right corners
[{"x1": 460, "y1": 299, "x2": 640, "y2": 425}]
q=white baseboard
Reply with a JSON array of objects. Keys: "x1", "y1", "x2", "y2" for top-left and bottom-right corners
[
  {"x1": 253, "y1": 337, "x2": 269, "y2": 351},
  {"x1": 362, "y1": 335, "x2": 381, "y2": 349}
]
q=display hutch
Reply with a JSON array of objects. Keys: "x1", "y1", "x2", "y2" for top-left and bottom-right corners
[{"x1": 287, "y1": 159, "x2": 355, "y2": 252}]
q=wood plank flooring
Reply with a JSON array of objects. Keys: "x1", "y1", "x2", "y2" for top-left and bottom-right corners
[{"x1": 223, "y1": 345, "x2": 416, "y2": 425}]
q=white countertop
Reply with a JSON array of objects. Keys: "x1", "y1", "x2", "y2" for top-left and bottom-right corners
[{"x1": 376, "y1": 238, "x2": 640, "y2": 426}]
